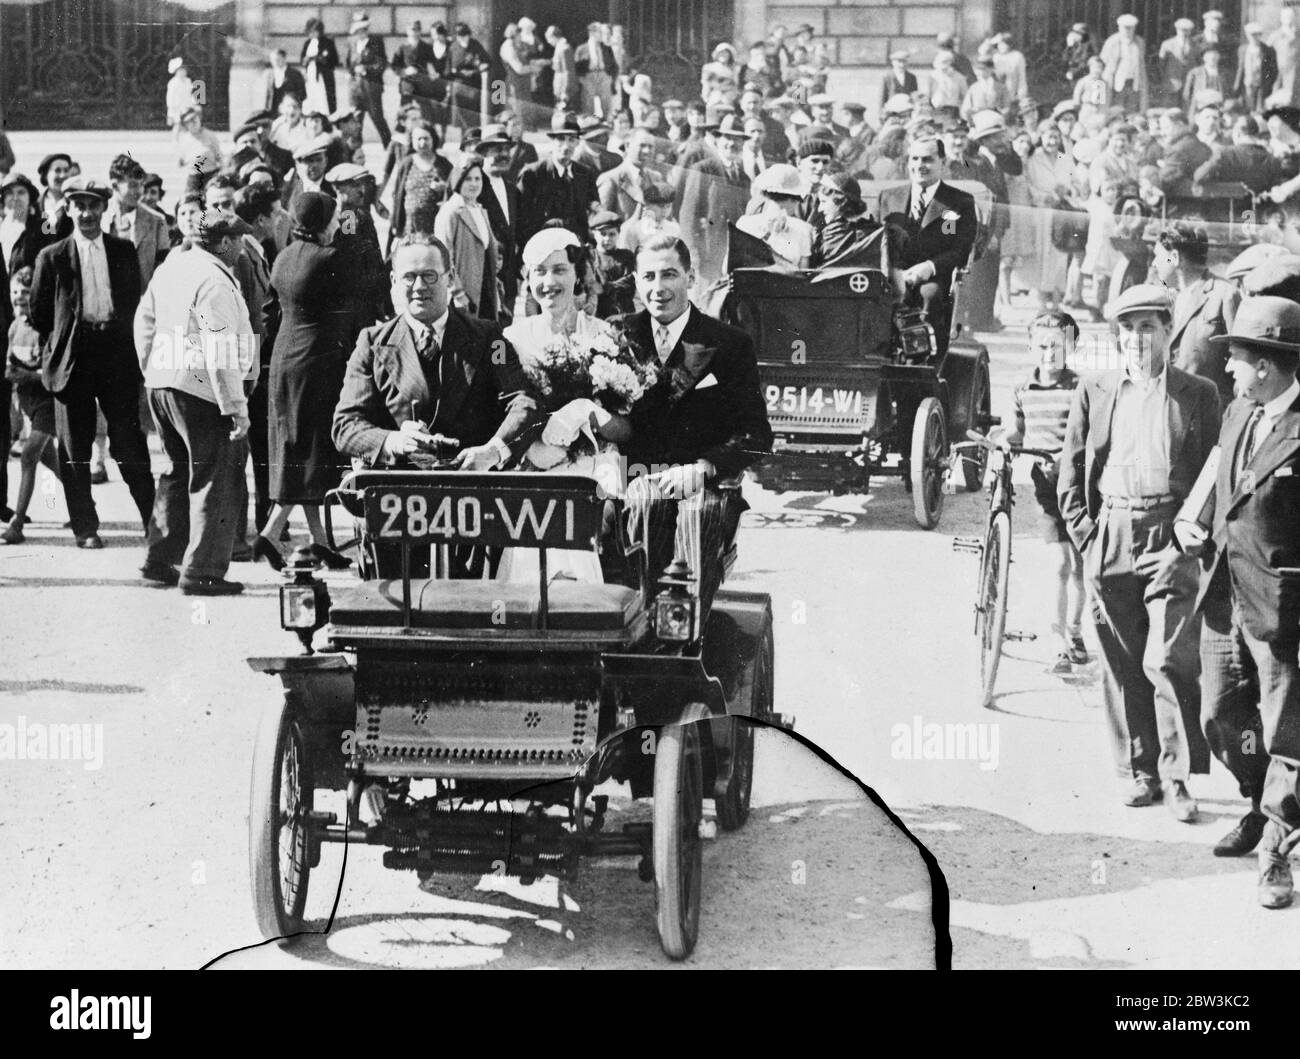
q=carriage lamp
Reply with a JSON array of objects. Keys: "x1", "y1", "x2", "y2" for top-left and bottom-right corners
[
  {"x1": 280, "y1": 546, "x2": 330, "y2": 653},
  {"x1": 894, "y1": 307, "x2": 935, "y2": 362},
  {"x1": 653, "y1": 559, "x2": 699, "y2": 643}
]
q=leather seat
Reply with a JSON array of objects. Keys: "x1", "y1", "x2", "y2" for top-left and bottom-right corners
[{"x1": 330, "y1": 578, "x2": 640, "y2": 631}]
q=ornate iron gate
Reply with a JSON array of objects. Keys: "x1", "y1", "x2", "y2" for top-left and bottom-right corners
[
  {"x1": 995, "y1": 0, "x2": 1243, "y2": 102},
  {"x1": 0, "y1": 0, "x2": 233, "y2": 129},
  {"x1": 613, "y1": 0, "x2": 734, "y2": 103}
]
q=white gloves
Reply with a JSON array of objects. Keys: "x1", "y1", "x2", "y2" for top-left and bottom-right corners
[{"x1": 541, "y1": 399, "x2": 612, "y2": 447}]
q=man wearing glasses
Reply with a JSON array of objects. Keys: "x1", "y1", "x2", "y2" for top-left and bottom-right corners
[{"x1": 332, "y1": 232, "x2": 540, "y2": 472}]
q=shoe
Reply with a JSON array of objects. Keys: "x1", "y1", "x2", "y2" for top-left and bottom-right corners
[
  {"x1": 229, "y1": 547, "x2": 254, "y2": 563},
  {"x1": 179, "y1": 576, "x2": 244, "y2": 596},
  {"x1": 0, "y1": 525, "x2": 23, "y2": 545},
  {"x1": 1258, "y1": 824, "x2": 1294, "y2": 909},
  {"x1": 89, "y1": 467, "x2": 109, "y2": 485},
  {"x1": 139, "y1": 561, "x2": 180, "y2": 586},
  {"x1": 1214, "y1": 810, "x2": 1267, "y2": 857},
  {"x1": 0, "y1": 506, "x2": 14, "y2": 521},
  {"x1": 1165, "y1": 780, "x2": 1198, "y2": 823},
  {"x1": 1122, "y1": 778, "x2": 1162, "y2": 807},
  {"x1": 1066, "y1": 636, "x2": 1090, "y2": 665},
  {"x1": 309, "y1": 542, "x2": 352, "y2": 570},
  {"x1": 75, "y1": 534, "x2": 104, "y2": 549},
  {"x1": 1049, "y1": 652, "x2": 1073, "y2": 675},
  {"x1": 253, "y1": 535, "x2": 286, "y2": 571}
]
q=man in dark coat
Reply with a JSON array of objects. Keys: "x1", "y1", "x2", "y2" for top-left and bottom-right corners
[
  {"x1": 1235, "y1": 21, "x2": 1278, "y2": 113},
  {"x1": 332, "y1": 232, "x2": 540, "y2": 471},
  {"x1": 878, "y1": 52, "x2": 919, "y2": 112},
  {"x1": 344, "y1": 12, "x2": 390, "y2": 147},
  {"x1": 1193, "y1": 114, "x2": 1281, "y2": 194},
  {"x1": 879, "y1": 136, "x2": 978, "y2": 352},
  {"x1": 516, "y1": 114, "x2": 600, "y2": 246},
  {"x1": 30, "y1": 178, "x2": 154, "y2": 546},
  {"x1": 1175, "y1": 296, "x2": 1300, "y2": 904},
  {"x1": 1059, "y1": 284, "x2": 1219, "y2": 821},
  {"x1": 262, "y1": 48, "x2": 307, "y2": 115},
  {"x1": 447, "y1": 22, "x2": 491, "y2": 129},
  {"x1": 622, "y1": 234, "x2": 773, "y2": 618},
  {"x1": 677, "y1": 115, "x2": 750, "y2": 287},
  {"x1": 475, "y1": 124, "x2": 522, "y2": 315}
]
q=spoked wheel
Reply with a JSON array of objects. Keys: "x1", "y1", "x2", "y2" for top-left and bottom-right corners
[
  {"x1": 963, "y1": 364, "x2": 992, "y2": 491},
  {"x1": 653, "y1": 720, "x2": 704, "y2": 959},
  {"x1": 910, "y1": 396, "x2": 948, "y2": 529},
  {"x1": 977, "y1": 511, "x2": 1012, "y2": 708},
  {"x1": 715, "y1": 624, "x2": 773, "y2": 832},
  {"x1": 249, "y1": 694, "x2": 314, "y2": 940}
]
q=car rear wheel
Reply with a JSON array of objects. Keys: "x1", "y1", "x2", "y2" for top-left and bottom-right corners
[
  {"x1": 249, "y1": 693, "x2": 313, "y2": 941},
  {"x1": 910, "y1": 397, "x2": 948, "y2": 529},
  {"x1": 653, "y1": 719, "x2": 704, "y2": 959}
]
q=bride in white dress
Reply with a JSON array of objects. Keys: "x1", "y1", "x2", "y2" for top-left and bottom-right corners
[{"x1": 496, "y1": 228, "x2": 634, "y2": 584}]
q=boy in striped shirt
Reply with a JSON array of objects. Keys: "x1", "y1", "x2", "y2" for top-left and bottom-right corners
[{"x1": 1009, "y1": 310, "x2": 1089, "y2": 673}]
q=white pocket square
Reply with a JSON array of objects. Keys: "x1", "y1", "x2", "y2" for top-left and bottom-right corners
[
  {"x1": 1277, "y1": 466, "x2": 1295, "y2": 477},
  {"x1": 695, "y1": 373, "x2": 718, "y2": 389}
]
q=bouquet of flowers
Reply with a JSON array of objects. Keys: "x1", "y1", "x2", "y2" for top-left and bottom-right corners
[{"x1": 521, "y1": 329, "x2": 658, "y2": 415}]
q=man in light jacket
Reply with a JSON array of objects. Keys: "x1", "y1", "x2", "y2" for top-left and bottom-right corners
[{"x1": 135, "y1": 209, "x2": 257, "y2": 595}]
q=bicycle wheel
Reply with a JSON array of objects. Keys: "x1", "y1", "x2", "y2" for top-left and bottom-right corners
[{"x1": 977, "y1": 510, "x2": 1012, "y2": 709}]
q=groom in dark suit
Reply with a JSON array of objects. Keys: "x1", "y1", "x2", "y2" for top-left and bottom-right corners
[
  {"x1": 621, "y1": 234, "x2": 773, "y2": 621},
  {"x1": 877, "y1": 136, "x2": 977, "y2": 354},
  {"x1": 1175, "y1": 296, "x2": 1300, "y2": 906},
  {"x1": 332, "y1": 233, "x2": 540, "y2": 470}
]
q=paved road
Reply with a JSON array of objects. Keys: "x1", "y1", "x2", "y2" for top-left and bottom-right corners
[{"x1": 2, "y1": 130, "x2": 1293, "y2": 969}]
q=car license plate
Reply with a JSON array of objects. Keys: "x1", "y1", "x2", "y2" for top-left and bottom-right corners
[
  {"x1": 363, "y1": 485, "x2": 600, "y2": 548},
  {"x1": 764, "y1": 385, "x2": 864, "y2": 419}
]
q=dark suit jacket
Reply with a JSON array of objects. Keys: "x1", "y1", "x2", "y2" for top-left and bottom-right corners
[
  {"x1": 574, "y1": 42, "x2": 617, "y2": 79},
  {"x1": 31, "y1": 232, "x2": 142, "y2": 395},
  {"x1": 1234, "y1": 41, "x2": 1278, "y2": 96},
  {"x1": 479, "y1": 173, "x2": 521, "y2": 302},
  {"x1": 1058, "y1": 366, "x2": 1221, "y2": 553},
  {"x1": 332, "y1": 309, "x2": 541, "y2": 467},
  {"x1": 1169, "y1": 275, "x2": 1239, "y2": 407},
  {"x1": 1192, "y1": 393, "x2": 1300, "y2": 642},
  {"x1": 877, "y1": 180, "x2": 978, "y2": 291},
  {"x1": 345, "y1": 36, "x2": 388, "y2": 83},
  {"x1": 5, "y1": 217, "x2": 46, "y2": 274},
  {"x1": 300, "y1": 36, "x2": 339, "y2": 79},
  {"x1": 879, "y1": 71, "x2": 918, "y2": 109},
  {"x1": 263, "y1": 66, "x2": 308, "y2": 114},
  {"x1": 622, "y1": 306, "x2": 773, "y2": 479},
  {"x1": 516, "y1": 159, "x2": 599, "y2": 246}
]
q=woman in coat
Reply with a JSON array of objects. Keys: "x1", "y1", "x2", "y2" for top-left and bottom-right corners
[
  {"x1": 385, "y1": 120, "x2": 451, "y2": 253},
  {"x1": 300, "y1": 18, "x2": 339, "y2": 114},
  {"x1": 433, "y1": 156, "x2": 501, "y2": 320},
  {"x1": 1019, "y1": 124, "x2": 1080, "y2": 310},
  {"x1": 256, "y1": 192, "x2": 352, "y2": 569}
]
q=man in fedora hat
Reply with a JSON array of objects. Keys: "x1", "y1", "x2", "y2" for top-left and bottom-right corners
[
  {"x1": 1101, "y1": 13, "x2": 1150, "y2": 113},
  {"x1": 30, "y1": 177, "x2": 154, "y2": 547},
  {"x1": 678, "y1": 113, "x2": 750, "y2": 286},
  {"x1": 1175, "y1": 296, "x2": 1300, "y2": 904},
  {"x1": 474, "y1": 122, "x2": 522, "y2": 311},
  {"x1": 344, "y1": 11, "x2": 390, "y2": 147},
  {"x1": 516, "y1": 112, "x2": 599, "y2": 246},
  {"x1": 572, "y1": 114, "x2": 621, "y2": 175},
  {"x1": 1059, "y1": 283, "x2": 1219, "y2": 820}
]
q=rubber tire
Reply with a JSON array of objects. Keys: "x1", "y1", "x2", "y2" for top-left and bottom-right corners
[
  {"x1": 910, "y1": 396, "x2": 948, "y2": 530},
  {"x1": 963, "y1": 363, "x2": 991, "y2": 491},
  {"x1": 978, "y1": 510, "x2": 1012, "y2": 709},
  {"x1": 653, "y1": 721, "x2": 704, "y2": 959},
  {"x1": 715, "y1": 624, "x2": 773, "y2": 832},
  {"x1": 249, "y1": 694, "x2": 313, "y2": 941}
]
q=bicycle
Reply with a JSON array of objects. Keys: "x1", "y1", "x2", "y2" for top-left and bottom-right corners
[{"x1": 951, "y1": 431, "x2": 1058, "y2": 709}]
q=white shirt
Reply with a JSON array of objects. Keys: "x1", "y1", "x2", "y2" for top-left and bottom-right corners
[
  {"x1": 1111, "y1": 37, "x2": 1143, "y2": 90},
  {"x1": 487, "y1": 174, "x2": 511, "y2": 219},
  {"x1": 0, "y1": 216, "x2": 25, "y2": 268},
  {"x1": 651, "y1": 307, "x2": 691, "y2": 363},
  {"x1": 73, "y1": 230, "x2": 115, "y2": 322},
  {"x1": 1099, "y1": 366, "x2": 1172, "y2": 498},
  {"x1": 1246, "y1": 378, "x2": 1300, "y2": 459}
]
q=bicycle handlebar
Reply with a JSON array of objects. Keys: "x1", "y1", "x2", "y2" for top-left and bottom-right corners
[{"x1": 956, "y1": 430, "x2": 1058, "y2": 462}]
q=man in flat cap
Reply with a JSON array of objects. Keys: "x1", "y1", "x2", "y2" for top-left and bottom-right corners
[
  {"x1": 1101, "y1": 13, "x2": 1150, "y2": 113},
  {"x1": 1269, "y1": 6, "x2": 1300, "y2": 109},
  {"x1": 1176, "y1": 296, "x2": 1300, "y2": 906},
  {"x1": 1236, "y1": 22, "x2": 1279, "y2": 113},
  {"x1": 807, "y1": 94, "x2": 849, "y2": 146},
  {"x1": 285, "y1": 134, "x2": 334, "y2": 212},
  {"x1": 31, "y1": 177, "x2": 153, "y2": 548},
  {"x1": 1158, "y1": 18, "x2": 1199, "y2": 109},
  {"x1": 1195, "y1": 11, "x2": 1236, "y2": 82},
  {"x1": 1059, "y1": 283, "x2": 1219, "y2": 820},
  {"x1": 879, "y1": 52, "x2": 917, "y2": 114}
]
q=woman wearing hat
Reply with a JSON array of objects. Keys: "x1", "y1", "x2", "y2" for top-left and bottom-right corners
[
  {"x1": 433, "y1": 156, "x2": 502, "y2": 320},
  {"x1": 700, "y1": 43, "x2": 740, "y2": 110},
  {"x1": 384, "y1": 120, "x2": 451, "y2": 255},
  {"x1": 257, "y1": 192, "x2": 352, "y2": 569},
  {"x1": 1022, "y1": 123, "x2": 1080, "y2": 310},
  {"x1": 812, "y1": 173, "x2": 880, "y2": 267},
  {"x1": 176, "y1": 106, "x2": 223, "y2": 188},
  {"x1": 1, "y1": 173, "x2": 45, "y2": 273},
  {"x1": 737, "y1": 164, "x2": 814, "y2": 269},
  {"x1": 300, "y1": 18, "x2": 339, "y2": 114}
]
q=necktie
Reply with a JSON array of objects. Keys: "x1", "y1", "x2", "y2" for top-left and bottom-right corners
[
  {"x1": 911, "y1": 188, "x2": 925, "y2": 222},
  {"x1": 1236, "y1": 405, "x2": 1266, "y2": 483},
  {"x1": 655, "y1": 324, "x2": 673, "y2": 362},
  {"x1": 416, "y1": 327, "x2": 437, "y2": 362}
]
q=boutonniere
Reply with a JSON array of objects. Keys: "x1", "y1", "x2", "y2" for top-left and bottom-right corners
[{"x1": 942, "y1": 210, "x2": 960, "y2": 222}]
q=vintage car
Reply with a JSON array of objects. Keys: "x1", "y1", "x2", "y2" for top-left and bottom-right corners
[
  {"x1": 246, "y1": 469, "x2": 786, "y2": 959},
  {"x1": 713, "y1": 180, "x2": 996, "y2": 529}
]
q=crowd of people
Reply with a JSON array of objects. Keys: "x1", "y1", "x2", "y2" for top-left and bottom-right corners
[{"x1": 2, "y1": 8, "x2": 1300, "y2": 912}]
